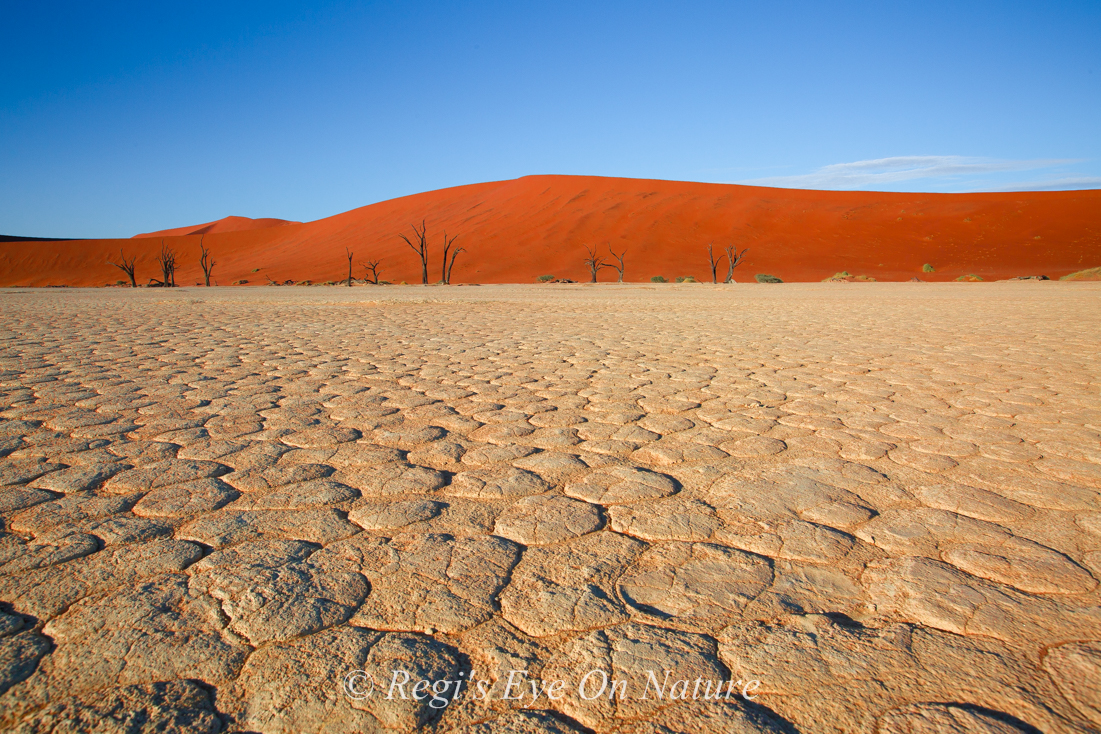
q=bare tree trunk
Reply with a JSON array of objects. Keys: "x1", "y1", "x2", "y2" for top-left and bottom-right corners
[
  {"x1": 399, "y1": 220, "x2": 430, "y2": 284},
  {"x1": 584, "y1": 245, "x2": 608, "y2": 283},
  {"x1": 199, "y1": 236, "x2": 216, "y2": 286},
  {"x1": 609, "y1": 247, "x2": 626, "y2": 282},
  {"x1": 108, "y1": 249, "x2": 137, "y2": 287},
  {"x1": 707, "y1": 243, "x2": 719, "y2": 284},
  {"x1": 445, "y1": 244, "x2": 465, "y2": 284},
  {"x1": 346, "y1": 248, "x2": 354, "y2": 286},
  {"x1": 441, "y1": 233, "x2": 460, "y2": 283},
  {"x1": 724, "y1": 246, "x2": 748, "y2": 283},
  {"x1": 362, "y1": 260, "x2": 382, "y2": 284},
  {"x1": 158, "y1": 240, "x2": 176, "y2": 287}
]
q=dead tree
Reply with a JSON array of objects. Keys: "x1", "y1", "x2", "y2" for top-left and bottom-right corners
[
  {"x1": 361, "y1": 260, "x2": 382, "y2": 284},
  {"x1": 706, "y1": 243, "x2": 721, "y2": 283},
  {"x1": 346, "y1": 248, "x2": 355, "y2": 287},
  {"x1": 441, "y1": 233, "x2": 465, "y2": 284},
  {"x1": 108, "y1": 249, "x2": 137, "y2": 287},
  {"x1": 584, "y1": 245, "x2": 609, "y2": 283},
  {"x1": 399, "y1": 220, "x2": 430, "y2": 284},
  {"x1": 199, "y1": 236, "x2": 215, "y2": 286},
  {"x1": 724, "y1": 246, "x2": 749, "y2": 283},
  {"x1": 158, "y1": 240, "x2": 176, "y2": 287},
  {"x1": 609, "y1": 247, "x2": 626, "y2": 282}
]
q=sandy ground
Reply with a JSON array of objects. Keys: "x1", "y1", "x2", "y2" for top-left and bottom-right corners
[{"x1": 0, "y1": 282, "x2": 1099, "y2": 733}]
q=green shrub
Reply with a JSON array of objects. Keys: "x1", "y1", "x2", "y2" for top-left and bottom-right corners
[
  {"x1": 1059, "y1": 266, "x2": 1101, "y2": 281},
  {"x1": 922, "y1": 263, "x2": 935, "y2": 273},
  {"x1": 955, "y1": 274, "x2": 983, "y2": 282},
  {"x1": 536, "y1": 274, "x2": 555, "y2": 282},
  {"x1": 650, "y1": 276, "x2": 667, "y2": 283},
  {"x1": 755, "y1": 274, "x2": 783, "y2": 283},
  {"x1": 674, "y1": 275, "x2": 698, "y2": 283}
]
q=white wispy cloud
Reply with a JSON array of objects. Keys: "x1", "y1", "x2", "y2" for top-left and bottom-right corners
[{"x1": 737, "y1": 155, "x2": 1082, "y2": 191}]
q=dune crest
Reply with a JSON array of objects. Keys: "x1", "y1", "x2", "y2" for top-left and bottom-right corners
[{"x1": 133, "y1": 215, "x2": 299, "y2": 239}]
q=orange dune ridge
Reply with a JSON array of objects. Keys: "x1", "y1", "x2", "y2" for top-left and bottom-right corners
[
  {"x1": 132, "y1": 215, "x2": 299, "y2": 239},
  {"x1": 1, "y1": 175, "x2": 1099, "y2": 287}
]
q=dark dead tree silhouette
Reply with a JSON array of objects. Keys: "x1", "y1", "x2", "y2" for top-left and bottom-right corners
[
  {"x1": 399, "y1": 220, "x2": 430, "y2": 284},
  {"x1": 199, "y1": 236, "x2": 216, "y2": 286},
  {"x1": 441, "y1": 233, "x2": 464, "y2": 284},
  {"x1": 155, "y1": 240, "x2": 176, "y2": 287},
  {"x1": 346, "y1": 248, "x2": 355, "y2": 287},
  {"x1": 362, "y1": 259, "x2": 382, "y2": 284},
  {"x1": 724, "y1": 245, "x2": 749, "y2": 283},
  {"x1": 584, "y1": 245, "x2": 609, "y2": 283},
  {"x1": 609, "y1": 247, "x2": 626, "y2": 282},
  {"x1": 108, "y1": 249, "x2": 137, "y2": 287},
  {"x1": 707, "y1": 242, "x2": 720, "y2": 284}
]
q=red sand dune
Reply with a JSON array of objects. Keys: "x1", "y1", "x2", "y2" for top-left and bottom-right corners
[
  {"x1": 133, "y1": 215, "x2": 298, "y2": 239},
  {"x1": 1, "y1": 175, "x2": 1099, "y2": 287}
]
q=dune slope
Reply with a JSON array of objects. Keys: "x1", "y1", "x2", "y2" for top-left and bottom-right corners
[
  {"x1": 133, "y1": 215, "x2": 298, "y2": 239},
  {"x1": 1, "y1": 175, "x2": 1098, "y2": 286}
]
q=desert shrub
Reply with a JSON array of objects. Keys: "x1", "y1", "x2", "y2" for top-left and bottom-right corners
[
  {"x1": 1059, "y1": 266, "x2": 1101, "y2": 281},
  {"x1": 675, "y1": 275, "x2": 698, "y2": 283},
  {"x1": 755, "y1": 274, "x2": 783, "y2": 283},
  {"x1": 651, "y1": 276, "x2": 667, "y2": 283},
  {"x1": 955, "y1": 274, "x2": 983, "y2": 282},
  {"x1": 923, "y1": 263, "x2": 935, "y2": 273},
  {"x1": 536, "y1": 274, "x2": 555, "y2": 282}
]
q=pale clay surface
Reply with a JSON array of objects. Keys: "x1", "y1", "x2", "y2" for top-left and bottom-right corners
[{"x1": 0, "y1": 282, "x2": 1098, "y2": 733}]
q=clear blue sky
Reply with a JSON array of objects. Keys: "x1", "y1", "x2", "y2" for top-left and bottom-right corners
[{"x1": 2, "y1": 1, "x2": 1099, "y2": 238}]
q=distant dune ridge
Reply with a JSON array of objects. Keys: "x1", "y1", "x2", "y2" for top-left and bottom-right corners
[
  {"x1": 132, "y1": 215, "x2": 299, "y2": 239},
  {"x1": 1, "y1": 175, "x2": 1099, "y2": 286}
]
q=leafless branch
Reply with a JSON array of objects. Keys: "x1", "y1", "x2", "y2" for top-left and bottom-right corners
[
  {"x1": 107, "y1": 249, "x2": 137, "y2": 287},
  {"x1": 584, "y1": 245, "x2": 609, "y2": 283},
  {"x1": 445, "y1": 245, "x2": 465, "y2": 284},
  {"x1": 398, "y1": 220, "x2": 429, "y2": 284},
  {"x1": 441, "y1": 233, "x2": 461, "y2": 283},
  {"x1": 707, "y1": 242, "x2": 719, "y2": 284},
  {"x1": 609, "y1": 247, "x2": 626, "y2": 282},
  {"x1": 724, "y1": 246, "x2": 749, "y2": 283},
  {"x1": 361, "y1": 259, "x2": 382, "y2": 284},
  {"x1": 199, "y1": 236, "x2": 216, "y2": 286},
  {"x1": 158, "y1": 240, "x2": 176, "y2": 287}
]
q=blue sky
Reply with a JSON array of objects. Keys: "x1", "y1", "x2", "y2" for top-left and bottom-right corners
[{"x1": 2, "y1": 1, "x2": 1099, "y2": 238}]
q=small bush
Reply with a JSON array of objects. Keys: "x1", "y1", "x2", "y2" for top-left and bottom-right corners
[
  {"x1": 675, "y1": 275, "x2": 698, "y2": 283},
  {"x1": 922, "y1": 263, "x2": 935, "y2": 273},
  {"x1": 755, "y1": 274, "x2": 783, "y2": 283},
  {"x1": 1059, "y1": 266, "x2": 1101, "y2": 281},
  {"x1": 651, "y1": 276, "x2": 667, "y2": 283},
  {"x1": 251, "y1": 268, "x2": 260, "y2": 273},
  {"x1": 536, "y1": 274, "x2": 555, "y2": 282},
  {"x1": 955, "y1": 274, "x2": 983, "y2": 282}
]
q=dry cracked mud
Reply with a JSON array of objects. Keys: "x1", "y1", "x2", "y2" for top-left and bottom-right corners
[{"x1": 0, "y1": 282, "x2": 1098, "y2": 732}]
